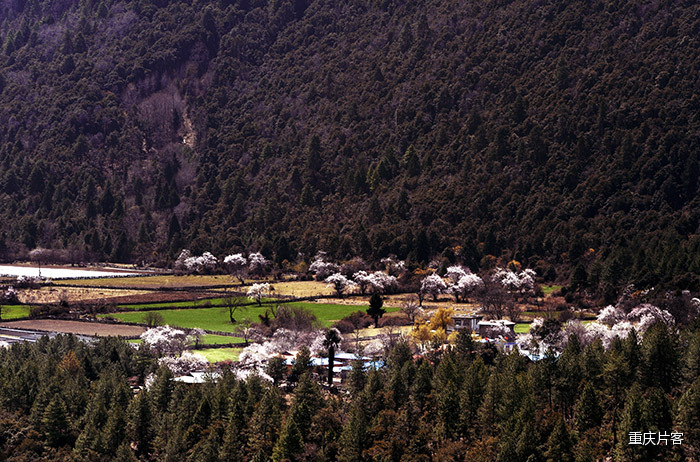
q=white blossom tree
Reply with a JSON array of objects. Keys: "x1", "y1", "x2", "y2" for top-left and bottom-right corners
[
  {"x1": 238, "y1": 328, "x2": 328, "y2": 366},
  {"x1": 596, "y1": 305, "x2": 626, "y2": 327},
  {"x1": 367, "y1": 271, "x2": 398, "y2": 294},
  {"x1": 309, "y1": 254, "x2": 340, "y2": 281},
  {"x1": 247, "y1": 282, "x2": 270, "y2": 305},
  {"x1": 449, "y1": 271, "x2": 484, "y2": 303},
  {"x1": 493, "y1": 267, "x2": 536, "y2": 295},
  {"x1": 174, "y1": 249, "x2": 192, "y2": 272},
  {"x1": 446, "y1": 265, "x2": 469, "y2": 284},
  {"x1": 180, "y1": 251, "x2": 218, "y2": 274},
  {"x1": 576, "y1": 304, "x2": 674, "y2": 348},
  {"x1": 141, "y1": 326, "x2": 189, "y2": 355},
  {"x1": 381, "y1": 256, "x2": 406, "y2": 276},
  {"x1": 224, "y1": 253, "x2": 247, "y2": 283},
  {"x1": 420, "y1": 274, "x2": 447, "y2": 302},
  {"x1": 199, "y1": 252, "x2": 218, "y2": 272},
  {"x1": 353, "y1": 271, "x2": 372, "y2": 295},
  {"x1": 248, "y1": 252, "x2": 269, "y2": 277},
  {"x1": 158, "y1": 351, "x2": 208, "y2": 375},
  {"x1": 1, "y1": 286, "x2": 18, "y2": 304},
  {"x1": 352, "y1": 271, "x2": 397, "y2": 294},
  {"x1": 627, "y1": 303, "x2": 675, "y2": 330},
  {"x1": 325, "y1": 273, "x2": 357, "y2": 297},
  {"x1": 519, "y1": 268, "x2": 536, "y2": 293}
]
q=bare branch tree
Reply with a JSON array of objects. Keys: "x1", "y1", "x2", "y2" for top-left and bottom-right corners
[
  {"x1": 401, "y1": 297, "x2": 422, "y2": 323},
  {"x1": 224, "y1": 295, "x2": 247, "y2": 323},
  {"x1": 478, "y1": 278, "x2": 513, "y2": 320},
  {"x1": 235, "y1": 320, "x2": 253, "y2": 345}
]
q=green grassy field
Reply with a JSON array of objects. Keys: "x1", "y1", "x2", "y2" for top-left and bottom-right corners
[
  {"x1": 117, "y1": 296, "x2": 269, "y2": 310},
  {"x1": 196, "y1": 348, "x2": 243, "y2": 363},
  {"x1": 0, "y1": 305, "x2": 31, "y2": 320},
  {"x1": 514, "y1": 323, "x2": 531, "y2": 334},
  {"x1": 200, "y1": 334, "x2": 243, "y2": 345},
  {"x1": 541, "y1": 285, "x2": 562, "y2": 296},
  {"x1": 127, "y1": 334, "x2": 241, "y2": 345},
  {"x1": 100, "y1": 301, "x2": 399, "y2": 331}
]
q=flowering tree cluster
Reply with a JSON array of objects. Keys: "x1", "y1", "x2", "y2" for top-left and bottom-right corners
[
  {"x1": 352, "y1": 270, "x2": 398, "y2": 294},
  {"x1": 325, "y1": 273, "x2": 357, "y2": 297},
  {"x1": 174, "y1": 249, "x2": 269, "y2": 278},
  {"x1": 174, "y1": 250, "x2": 218, "y2": 274},
  {"x1": 238, "y1": 328, "x2": 331, "y2": 366},
  {"x1": 380, "y1": 256, "x2": 406, "y2": 276},
  {"x1": 519, "y1": 303, "x2": 676, "y2": 354},
  {"x1": 445, "y1": 266, "x2": 484, "y2": 302},
  {"x1": 140, "y1": 325, "x2": 189, "y2": 355},
  {"x1": 309, "y1": 254, "x2": 340, "y2": 281},
  {"x1": 158, "y1": 351, "x2": 209, "y2": 376},
  {"x1": 493, "y1": 267, "x2": 536, "y2": 294}
]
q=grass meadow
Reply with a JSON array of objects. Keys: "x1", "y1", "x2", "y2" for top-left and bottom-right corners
[
  {"x1": 101, "y1": 301, "x2": 400, "y2": 332},
  {"x1": 196, "y1": 348, "x2": 243, "y2": 362},
  {"x1": 0, "y1": 305, "x2": 31, "y2": 320}
]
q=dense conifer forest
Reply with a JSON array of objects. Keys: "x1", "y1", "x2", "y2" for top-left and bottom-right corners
[
  {"x1": 0, "y1": 0, "x2": 699, "y2": 284},
  {"x1": 1, "y1": 324, "x2": 700, "y2": 461}
]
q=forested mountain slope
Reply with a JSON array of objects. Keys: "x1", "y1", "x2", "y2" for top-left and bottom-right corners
[{"x1": 1, "y1": 0, "x2": 699, "y2": 290}]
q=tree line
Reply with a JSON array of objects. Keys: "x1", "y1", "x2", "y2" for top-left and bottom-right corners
[{"x1": 1, "y1": 318, "x2": 700, "y2": 461}]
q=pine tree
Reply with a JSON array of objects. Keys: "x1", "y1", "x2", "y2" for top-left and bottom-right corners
[
  {"x1": 437, "y1": 378, "x2": 461, "y2": 439},
  {"x1": 574, "y1": 382, "x2": 602, "y2": 433},
  {"x1": 545, "y1": 417, "x2": 574, "y2": 462},
  {"x1": 640, "y1": 323, "x2": 679, "y2": 392},
  {"x1": 266, "y1": 356, "x2": 287, "y2": 386},
  {"x1": 403, "y1": 145, "x2": 420, "y2": 176},
  {"x1": 152, "y1": 366, "x2": 174, "y2": 412},
  {"x1": 676, "y1": 376, "x2": 700, "y2": 459},
  {"x1": 42, "y1": 395, "x2": 70, "y2": 447},
  {"x1": 272, "y1": 417, "x2": 304, "y2": 462},
  {"x1": 460, "y1": 358, "x2": 489, "y2": 439},
  {"x1": 570, "y1": 263, "x2": 588, "y2": 291},
  {"x1": 555, "y1": 335, "x2": 583, "y2": 417},
  {"x1": 367, "y1": 293, "x2": 385, "y2": 328},
  {"x1": 115, "y1": 441, "x2": 139, "y2": 462},
  {"x1": 338, "y1": 403, "x2": 368, "y2": 462},
  {"x1": 220, "y1": 393, "x2": 247, "y2": 461},
  {"x1": 616, "y1": 384, "x2": 647, "y2": 462},
  {"x1": 247, "y1": 388, "x2": 282, "y2": 460},
  {"x1": 102, "y1": 405, "x2": 127, "y2": 454},
  {"x1": 289, "y1": 372, "x2": 322, "y2": 437},
  {"x1": 455, "y1": 328, "x2": 476, "y2": 363},
  {"x1": 289, "y1": 346, "x2": 312, "y2": 385},
  {"x1": 127, "y1": 390, "x2": 153, "y2": 457},
  {"x1": 411, "y1": 359, "x2": 433, "y2": 412}
]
